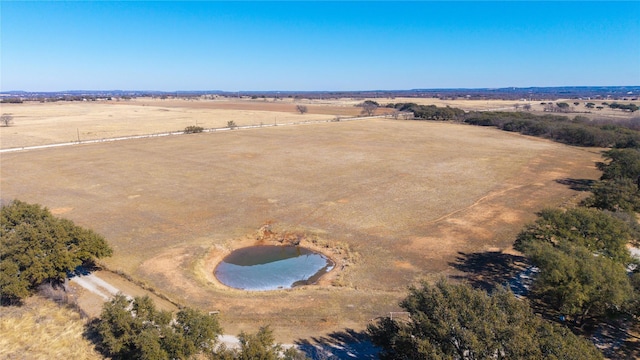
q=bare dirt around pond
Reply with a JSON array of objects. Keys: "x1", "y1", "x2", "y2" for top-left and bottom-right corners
[{"x1": 0, "y1": 99, "x2": 603, "y2": 342}]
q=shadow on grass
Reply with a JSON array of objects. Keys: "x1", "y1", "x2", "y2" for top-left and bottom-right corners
[
  {"x1": 296, "y1": 328, "x2": 378, "y2": 360},
  {"x1": 555, "y1": 178, "x2": 596, "y2": 192},
  {"x1": 448, "y1": 251, "x2": 529, "y2": 292}
]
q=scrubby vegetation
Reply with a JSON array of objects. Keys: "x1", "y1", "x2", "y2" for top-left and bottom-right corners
[
  {"x1": 389, "y1": 103, "x2": 640, "y2": 148},
  {"x1": 462, "y1": 111, "x2": 640, "y2": 148},
  {"x1": 368, "y1": 279, "x2": 603, "y2": 359},
  {"x1": 184, "y1": 125, "x2": 204, "y2": 134},
  {"x1": 387, "y1": 102, "x2": 465, "y2": 120},
  {"x1": 90, "y1": 294, "x2": 306, "y2": 359},
  {"x1": 0, "y1": 200, "x2": 112, "y2": 304}
]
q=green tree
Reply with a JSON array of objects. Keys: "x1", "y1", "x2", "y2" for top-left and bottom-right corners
[
  {"x1": 174, "y1": 307, "x2": 222, "y2": 357},
  {"x1": 585, "y1": 178, "x2": 640, "y2": 213},
  {"x1": 1, "y1": 200, "x2": 112, "y2": 303},
  {"x1": 597, "y1": 148, "x2": 640, "y2": 181},
  {"x1": 237, "y1": 326, "x2": 281, "y2": 360},
  {"x1": 212, "y1": 325, "x2": 307, "y2": 360},
  {"x1": 514, "y1": 207, "x2": 633, "y2": 265},
  {"x1": 514, "y1": 208, "x2": 637, "y2": 323},
  {"x1": 523, "y1": 241, "x2": 634, "y2": 323},
  {"x1": 367, "y1": 279, "x2": 602, "y2": 359},
  {"x1": 94, "y1": 295, "x2": 222, "y2": 360}
]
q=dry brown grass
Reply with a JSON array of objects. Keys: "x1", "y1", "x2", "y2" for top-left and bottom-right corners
[
  {"x1": 0, "y1": 100, "x2": 604, "y2": 342},
  {"x1": 0, "y1": 296, "x2": 102, "y2": 360}
]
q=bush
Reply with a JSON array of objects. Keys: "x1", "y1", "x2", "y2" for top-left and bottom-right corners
[
  {"x1": 368, "y1": 279, "x2": 603, "y2": 359},
  {"x1": 94, "y1": 295, "x2": 222, "y2": 359},
  {"x1": 184, "y1": 125, "x2": 204, "y2": 134}
]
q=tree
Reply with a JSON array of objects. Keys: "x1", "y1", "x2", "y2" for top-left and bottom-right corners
[
  {"x1": 1, "y1": 200, "x2": 112, "y2": 303},
  {"x1": 522, "y1": 241, "x2": 634, "y2": 323},
  {"x1": 1, "y1": 113, "x2": 13, "y2": 127},
  {"x1": 360, "y1": 100, "x2": 379, "y2": 116},
  {"x1": 237, "y1": 326, "x2": 281, "y2": 360},
  {"x1": 585, "y1": 178, "x2": 640, "y2": 213},
  {"x1": 368, "y1": 279, "x2": 603, "y2": 359},
  {"x1": 295, "y1": 105, "x2": 308, "y2": 114},
  {"x1": 94, "y1": 295, "x2": 222, "y2": 360},
  {"x1": 514, "y1": 208, "x2": 637, "y2": 323},
  {"x1": 596, "y1": 148, "x2": 640, "y2": 181},
  {"x1": 515, "y1": 207, "x2": 634, "y2": 264},
  {"x1": 227, "y1": 120, "x2": 237, "y2": 129},
  {"x1": 523, "y1": 103, "x2": 532, "y2": 111}
]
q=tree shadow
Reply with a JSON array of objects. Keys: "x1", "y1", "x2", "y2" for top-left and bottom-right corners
[
  {"x1": 295, "y1": 328, "x2": 378, "y2": 360},
  {"x1": 555, "y1": 178, "x2": 596, "y2": 192},
  {"x1": 448, "y1": 251, "x2": 529, "y2": 292}
]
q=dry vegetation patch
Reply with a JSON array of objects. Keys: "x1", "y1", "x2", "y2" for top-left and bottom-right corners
[{"x1": 0, "y1": 296, "x2": 102, "y2": 360}]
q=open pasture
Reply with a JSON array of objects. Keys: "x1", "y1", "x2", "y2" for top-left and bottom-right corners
[{"x1": 0, "y1": 100, "x2": 603, "y2": 341}]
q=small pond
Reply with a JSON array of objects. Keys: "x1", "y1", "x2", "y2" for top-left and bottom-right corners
[{"x1": 215, "y1": 245, "x2": 334, "y2": 291}]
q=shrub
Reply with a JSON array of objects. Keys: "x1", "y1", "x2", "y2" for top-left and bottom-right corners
[{"x1": 183, "y1": 125, "x2": 204, "y2": 134}]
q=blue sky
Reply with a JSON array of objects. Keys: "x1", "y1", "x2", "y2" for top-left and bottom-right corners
[{"x1": 1, "y1": 1, "x2": 639, "y2": 91}]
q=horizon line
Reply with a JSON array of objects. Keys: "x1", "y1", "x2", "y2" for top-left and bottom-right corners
[{"x1": 2, "y1": 85, "x2": 640, "y2": 94}]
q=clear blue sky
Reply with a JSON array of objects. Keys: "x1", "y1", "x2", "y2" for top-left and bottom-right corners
[{"x1": 2, "y1": 1, "x2": 639, "y2": 92}]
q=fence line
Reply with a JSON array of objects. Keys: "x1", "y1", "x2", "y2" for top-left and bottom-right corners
[{"x1": 0, "y1": 114, "x2": 384, "y2": 154}]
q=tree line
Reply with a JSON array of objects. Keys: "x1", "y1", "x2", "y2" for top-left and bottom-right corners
[{"x1": 387, "y1": 103, "x2": 640, "y2": 149}]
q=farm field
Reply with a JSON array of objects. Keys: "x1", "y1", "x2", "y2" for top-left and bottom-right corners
[
  {"x1": 0, "y1": 99, "x2": 604, "y2": 341},
  {"x1": 3, "y1": 97, "x2": 637, "y2": 150}
]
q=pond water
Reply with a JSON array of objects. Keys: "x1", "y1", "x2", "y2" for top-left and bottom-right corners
[{"x1": 215, "y1": 245, "x2": 334, "y2": 291}]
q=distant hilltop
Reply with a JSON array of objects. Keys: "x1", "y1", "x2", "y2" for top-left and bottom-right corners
[{"x1": 1, "y1": 86, "x2": 638, "y2": 101}]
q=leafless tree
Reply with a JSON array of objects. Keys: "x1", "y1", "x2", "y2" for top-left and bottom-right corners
[
  {"x1": 361, "y1": 102, "x2": 378, "y2": 116},
  {"x1": 1, "y1": 113, "x2": 13, "y2": 127},
  {"x1": 523, "y1": 104, "x2": 532, "y2": 111},
  {"x1": 296, "y1": 105, "x2": 308, "y2": 114}
]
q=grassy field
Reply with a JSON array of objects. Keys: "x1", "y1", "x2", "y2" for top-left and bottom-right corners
[
  {"x1": 3, "y1": 97, "x2": 636, "y2": 150},
  {"x1": 0, "y1": 296, "x2": 102, "y2": 360},
  {"x1": 0, "y1": 99, "x2": 604, "y2": 341}
]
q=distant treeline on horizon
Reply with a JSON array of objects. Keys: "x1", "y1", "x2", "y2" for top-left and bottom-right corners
[{"x1": 1, "y1": 86, "x2": 639, "y2": 101}]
